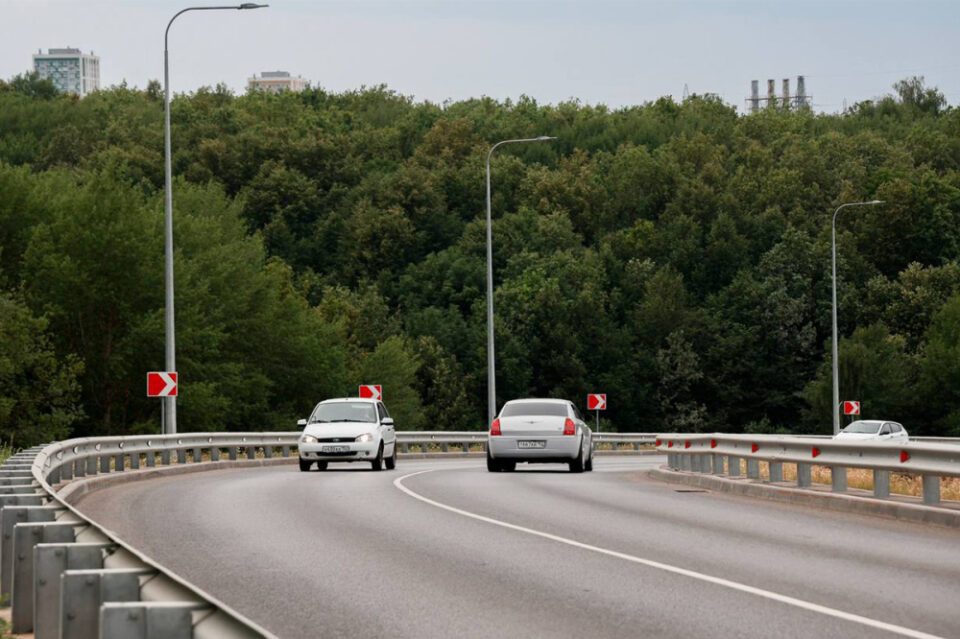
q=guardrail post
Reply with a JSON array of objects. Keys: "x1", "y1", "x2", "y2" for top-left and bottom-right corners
[
  {"x1": 700, "y1": 455, "x2": 713, "y2": 473},
  {"x1": 228, "y1": 446, "x2": 238, "y2": 461},
  {"x1": 11, "y1": 521, "x2": 78, "y2": 633},
  {"x1": 73, "y1": 457, "x2": 86, "y2": 478},
  {"x1": 1, "y1": 504, "x2": 58, "y2": 599},
  {"x1": 831, "y1": 467, "x2": 847, "y2": 492},
  {"x1": 160, "y1": 450, "x2": 171, "y2": 465},
  {"x1": 177, "y1": 449, "x2": 187, "y2": 464},
  {"x1": 401, "y1": 442, "x2": 409, "y2": 454},
  {"x1": 114, "y1": 453, "x2": 125, "y2": 472},
  {"x1": 922, "y1": 475, "x2": 941, "y2": 505},
  {"x1": 768, "y1": 461, "x2": 783, "y2": 483},
  {"x1": 34, "y1": 542, "x2": 113, "y2": 639},
  {"x1": 728, "y1": 456, "x2": 740, "y2": 477},
  {"x1": 746, "y1": 459, "x2": 759, "y2": 479},
  {"x1": 246, "y1": 445, "x2": 257, "y2": 460},
  {"x1": 100, "y1": 455, "x2": 111, "y2": 473},
  {"x1": 100, "y1": 602, "x2": 203, "y2": 639},
  {"x1": 873, "y1": 470, "x2": 890, "y2": 498},
  {"x1": 210, "y1": 446, "x2": 220, "y2": 462},
  {"x1": 796, "y1": 463, "x2": 811, "y2": 488},
  {"x1": 61, "y1": 461, "x2": 74, "y2": 481},
  {"x1": 264, "y1": 445, "x2": 274, "y2": 459},
  {"x1": 130, "y1": 453, "x2": 141, "y2": 470},
  {"x1": 712, "y1": 454, "x2": 724, "y2": 474},
  {"x1": 192, "y1": 447, "x2": 202, "y2": 463},
  {"x1": 632, "y1": 442, "x2": 640, "y2": 451},
  {"x1": 281, "y1": 445, "x2": 291, "y2": 458},
  {"x1": 421, "y1": 443, "x2": 429, "y2": 453},
  {"x1": 62, "y1": 568, "x2": 148, "y2": 639},
  {"x1": 688, "y1": 455, "x2": 699, "y2": 472}
]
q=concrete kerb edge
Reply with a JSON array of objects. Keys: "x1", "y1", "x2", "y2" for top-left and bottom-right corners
[{"x1": 648, "y1": 467, "x2": 960, "y2": 529}]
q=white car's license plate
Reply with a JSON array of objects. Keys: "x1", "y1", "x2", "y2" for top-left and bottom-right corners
[
  {"x1": 321, "y1": 446, "x2": 349, "y2": 453},
  {"x1": 517, "y1": 440, "x2": 546, "y2": 449}
]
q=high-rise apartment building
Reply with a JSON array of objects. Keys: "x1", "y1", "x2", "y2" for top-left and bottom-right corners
[
  {"x1": 33, "y1": 48, "x2": 100, "y2": 97},
  {"x1": 248, "y1": 71, "x2": 307, "y2": 93}
]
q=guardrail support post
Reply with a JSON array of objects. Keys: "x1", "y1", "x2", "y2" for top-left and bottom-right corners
[
  {"x1": 192, "y1": 447, "x2": 201, "y2": 463},
  {"x1": 281, "y1": 445, "x2": 291, "y2": 458},
  {"x1": 34, "y1": 542, "x2": 112, "y2": 639},
  {"x1": 11, "y1": 521, "x2": 77, "y2": 633},
  {"x1": 62, "y1": 568, "x2": 147, "y2": 639},
  {"x1": 146, "y1": 451, "x2": 156, "y2": 468},
  {"x1": 2, "y1": 504, "x2": 58, "y2": 599},
  {"x1": 746, "y1": 459, "x2": 759, "y2": 479},
  {"x1": 73, "y1": 458, "x2": 86, "y2": 478},
  {"x1": 873, "y1": 470, "x2": 890, "y2": 498},
  {"x1": 246, "y1": 445, "x2": 257, "y2": 460},
  {"x1": 768, "y1": 461, "x2": 783, "y2": 483},
  {"x1": 177, "y1": 449, "x2": 187, "y2": 464},
  {"x1": 131, "y1": 453, "x2": 141, "y2": 470},
  {"x1": 728, "y1": 456, "x2": 740, "y2": 477},
  {"x1": 160, "y1": 450, "x2": 171, "y2": 466},
  {"x1": 228, "y1": 446, "x2": 238, "y2": 461},
  {"x1": 61, "y1": 462, "x2": 74, "y2": 481},
  {"x1": 100, "y1": 602, "x2": 200, "y2": 639},
  {"x1": 86, "y1": 456, "x2": 98, "y2": 475},
  {"x1": 712, "y1": 454, "x2": 723, "y2": 474},
  {"x1": 922, "y1": 475, "x2": 940, "y2": 505},
  {"x1": 210, "y1": 447, "x2": 220, "y2": 462},
  {"x1": 679, "y1": 454, "x2": 691, "y2": 471},
  {"x1": 421, "y1": 443, "x2": 429, "y2": 453},
  {"x1": 401, "y1": 442, "x2": 409, "y2": 454},
  {"x1": 831, "y1": 466, "x2": 847, "y2": 492},
  {"x1": 264, "y1": 445, "x2": 274, "y2": 459},
  {"x1": 114, "y1": 453, "x2": 125, "y2": 472},
  {"x1": 100, "y1": 455, "x2": 111, "y2": 473},
  {"x1": 796, "y1": 463, "x2": 811, "y2": 488}
]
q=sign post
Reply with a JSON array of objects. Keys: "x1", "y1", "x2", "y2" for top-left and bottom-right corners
[
  {"x1": 587, "y1": 393, "x2": 607, "y2": 432},
  {"x1": 359, "y1": 385, "x2": 382, "y2": 401}
]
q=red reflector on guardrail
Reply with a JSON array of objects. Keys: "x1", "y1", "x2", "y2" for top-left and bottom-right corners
[
  {"x1": 668, "y1": 441, "x2": 674, "y2": 448},
  {"x1": 900, "y1": 450, "x2": 910, "y2": 463},
  {"x1": 684, "y1": 441, "x2": 690, "y2": 449},
  {"x1": 812, "y1": 447, "x2": 821, "y2": 458},
  {"x1": 656, "y1": 439, "x2": 662, "y2": 446},
  {"x1": 751, "y1": 443, "x2": 759, "y2": 453},
  {"x1": 710, "y1": 439, "x2": 717, "y2": 448}
]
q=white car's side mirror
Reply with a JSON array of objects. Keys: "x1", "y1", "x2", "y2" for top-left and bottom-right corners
[
  {"x1": 381, "y1": 417, "x2": 395, "y2": 427},
  {"x1": 297, "y1": 419, "x2": 307, "y2": 427}
]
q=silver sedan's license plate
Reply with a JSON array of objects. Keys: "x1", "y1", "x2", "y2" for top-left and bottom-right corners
[
  {"x1": 517, "y1": 440, "x2": 546, "y2": 449},
  {"x1": 321, "y1": 446, "x2": 349, "y2": 453}
]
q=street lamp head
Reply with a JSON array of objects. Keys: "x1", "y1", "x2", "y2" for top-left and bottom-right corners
[
  {"x1": 869, "y1": 200, "x2": 884, "y2": 205},
  {"x1": 537, "y1": 136, "x2": 557, "y2": 141},
  {"x1": 238, "y1": 3, "x2": 268, "y2": 8}
]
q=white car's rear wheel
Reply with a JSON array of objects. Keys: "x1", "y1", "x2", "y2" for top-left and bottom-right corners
[{"x1": 385, "y1": 444, "x2": 397, "y2": 470}]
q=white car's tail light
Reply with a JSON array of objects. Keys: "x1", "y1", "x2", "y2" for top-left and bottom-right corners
[
  {"x1": 563, "y1": 418, "x2": 576, "y2": 435},
  {"x1": 490, "y1": 418, "x2": 501, "y2": 436}
]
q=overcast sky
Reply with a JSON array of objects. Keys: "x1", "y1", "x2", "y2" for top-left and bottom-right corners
[{"x1": 4, "y1": 0, "x2": 959, "y2": 113}]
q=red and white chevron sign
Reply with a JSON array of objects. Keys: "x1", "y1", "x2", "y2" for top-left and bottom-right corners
[
  {"x1": 843, "y1": 400, "x2": 861, "y2": 415},
  {"x1": 359, "y1": 384, "x2": 382, "y2": 401},
  {"x1": 147, "y1": 371, "x2": 178, "y2": 397},
  {"x1": 587, "y1": 393, "x2": 607, "y2": 410}
]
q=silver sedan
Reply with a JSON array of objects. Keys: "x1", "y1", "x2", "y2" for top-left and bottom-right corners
[{"x1": 487, "y1": 398, "x2": 593, "y2": 473}]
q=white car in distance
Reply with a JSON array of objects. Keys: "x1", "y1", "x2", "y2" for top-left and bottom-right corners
[
  {"x1": 297, "y1": 398, "x2": 397, "y2": 471},
  {"x1": 834, "y1": 420, "x2": 909, "y2": 442},
  {"x1": 487, "y1": 398, "x2": 593, "y2": 473}
]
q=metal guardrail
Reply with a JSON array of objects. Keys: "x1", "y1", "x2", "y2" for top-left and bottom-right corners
[
  {"x1": 2, "y1": 430, "x2": 656, "y2": 639},
  {"x1": 656, "y1": 433, "x2": 960, "y2": 505}
]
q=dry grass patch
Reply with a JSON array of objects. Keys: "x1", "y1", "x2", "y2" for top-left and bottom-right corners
[{"x1": 750, "y1": 461, "x2": 960, "y2": 501}]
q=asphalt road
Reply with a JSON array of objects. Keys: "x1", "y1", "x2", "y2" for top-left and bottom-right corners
[{"x1": 75, "y1": 457, "x2": 960, "y2": 639}]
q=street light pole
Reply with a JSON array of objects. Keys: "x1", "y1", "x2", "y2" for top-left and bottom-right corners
[
  {"x1": 831, "y1": 199, "x2": 883, "y2": 435},
  {"x1": 485, "y1": 136, "x2": 556, "y2": 427},
  {"x1": 163, "y1": 3, "x2": 267, "y2": 435}
]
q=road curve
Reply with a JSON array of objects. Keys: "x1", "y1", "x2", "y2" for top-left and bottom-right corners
[{"x1": 74, "y1": 457, "x2": 960, "y2": 639}]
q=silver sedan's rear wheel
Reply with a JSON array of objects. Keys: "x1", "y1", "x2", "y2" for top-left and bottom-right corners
[
  {"x1": 569, "y1": 446, "x2": 585, "y2": 473},
  {"x1": 486, "y1": 450, "x2": 501, "y2": 472}
]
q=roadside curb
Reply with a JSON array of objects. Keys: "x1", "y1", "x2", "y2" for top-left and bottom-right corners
[{"x1": 648, "y1": 467, "x2": 960, "y2": 529}]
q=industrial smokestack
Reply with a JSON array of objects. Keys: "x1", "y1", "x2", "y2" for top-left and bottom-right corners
[
  {"x1": 767, "y1": 79, "x2": 775, "y2": 107},
  {"x1": 750, "y1": 80, "x2": 759, "y2": 114},
  {"x1": 782, "y1": 78, "x2": 790, "y2": 109},
  {"x1": 797, "y1": 75, "x2": 807, "y2": 108}
]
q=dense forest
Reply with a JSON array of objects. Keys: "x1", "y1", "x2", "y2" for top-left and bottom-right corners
[{"x1": 1, "y1": 72, "x2": 959, "y2": 446}]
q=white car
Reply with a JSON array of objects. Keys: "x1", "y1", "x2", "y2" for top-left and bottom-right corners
[
  {"x1": 297, "y1": 398, "x2": 397, "y2": 471},
  {"x1": 487, "y1": 398, "x2": 593, "y2": 473},
  {"x1": 834, "y1": 420, "x2": 909, "y2": 442}
]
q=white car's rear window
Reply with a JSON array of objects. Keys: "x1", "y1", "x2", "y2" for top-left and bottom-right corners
[{"x1": 501, "y1": 402, "x2": 568, "y2": 417}]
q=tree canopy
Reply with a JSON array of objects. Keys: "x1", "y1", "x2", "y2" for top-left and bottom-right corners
[{"x1": 1, "y1": 76, "x2": 959, "y2": 445}]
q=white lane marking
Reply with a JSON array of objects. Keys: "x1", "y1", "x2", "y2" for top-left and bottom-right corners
[{"x1": 394, "y1": 469, "x2": 944, "y2": 639}]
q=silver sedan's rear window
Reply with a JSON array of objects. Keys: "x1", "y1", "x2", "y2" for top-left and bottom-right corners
[{"x1": 501, "y1": 402, "x2": 568, "y2": 417}]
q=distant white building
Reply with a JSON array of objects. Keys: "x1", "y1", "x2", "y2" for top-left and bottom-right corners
[
  {"x1": 248, "y1": 71, "x2": 307, "y2": 94},
  {"x1": 33, "y1": 48, "x2": 100, "y2": 97}
]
